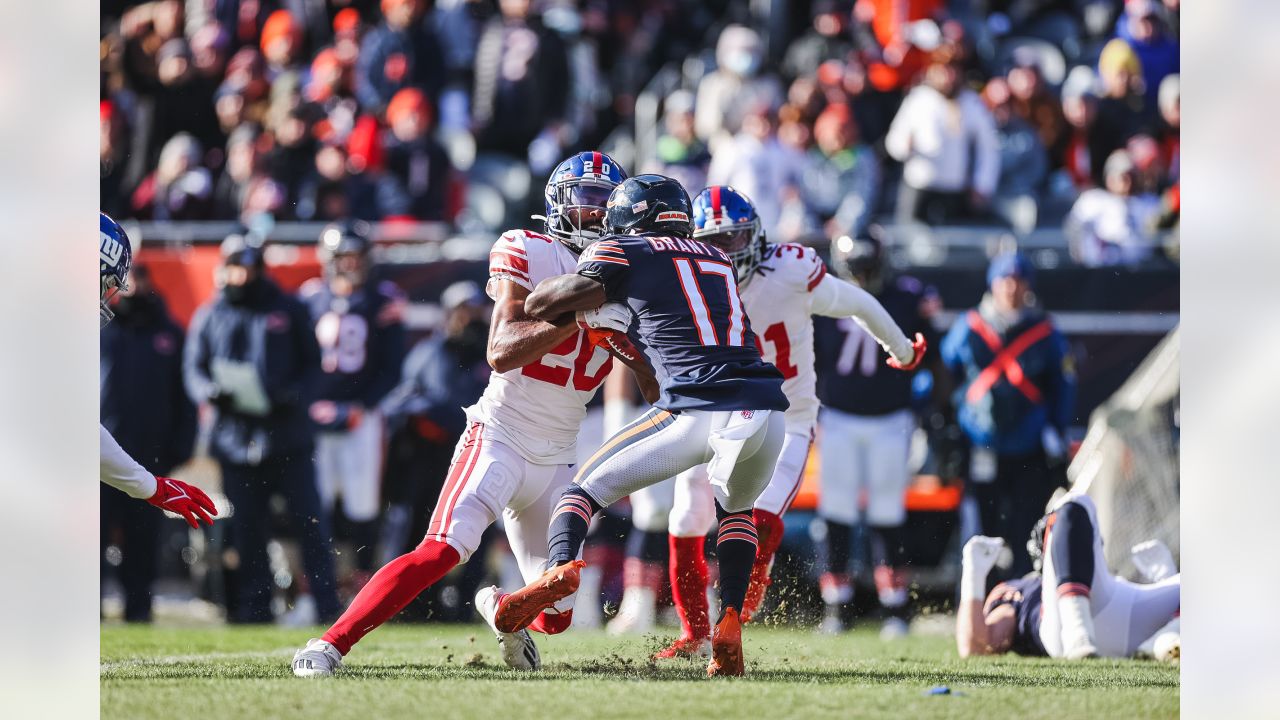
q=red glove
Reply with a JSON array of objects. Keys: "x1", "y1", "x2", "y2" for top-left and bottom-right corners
[
  {"x1": 147, "y1": 477, "x2": 218, "y2": 529},
  {"x1": 886, "y1": 333, "x2": 928, "y2": 371}
]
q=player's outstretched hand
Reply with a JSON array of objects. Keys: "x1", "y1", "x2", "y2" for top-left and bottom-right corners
[
  {"x1": 147, "y1": 477, "x2": 218, "y2": 529},
  {"x1": 886, "y1": 333, "x2": 927, "y2": 371},
  {"x1": 962, "y1": 536, "x2": 1005, "y2": 577}
]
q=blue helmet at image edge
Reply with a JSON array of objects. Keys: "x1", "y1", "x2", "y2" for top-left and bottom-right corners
[{"x1": 100, "y1": 212, "x2": 133, "y2": 327}]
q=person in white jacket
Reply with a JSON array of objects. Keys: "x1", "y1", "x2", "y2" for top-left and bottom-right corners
[
  {"x1": 886, "y1": 56, "x2": 1000, "y2": 225},
  {"x1": 100, "y1": 212, "x2": 217, "y2": 529}
]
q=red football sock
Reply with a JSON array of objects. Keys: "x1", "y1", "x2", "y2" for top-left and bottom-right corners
[
  {"x1": 751, "y1": 509, "x2": 786, "y2": 574},
  {"x1": 322, "y1": 539, "x2": 460, "y2": 655},
  {"x1": 669, "y1": 534, "x2": 710, "y2": 639},
  {"x1": 527, "y1": 609, "x2": 573, "y2": 635}
]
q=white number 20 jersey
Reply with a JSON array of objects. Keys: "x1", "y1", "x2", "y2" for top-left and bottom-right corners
[
  {"x1": 470, "y1": 229, "x2": 614, "y2": 465},
  {"x1": 739, "y1": 244, "x2": 827, "y2": 432}
]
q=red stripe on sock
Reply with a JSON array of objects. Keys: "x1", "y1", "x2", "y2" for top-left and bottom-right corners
[{"x1": 1058, "y1": 582, "x2": 1092, "y2": 599}]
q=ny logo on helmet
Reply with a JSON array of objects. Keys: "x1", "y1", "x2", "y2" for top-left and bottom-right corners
[{"x1": 101, "y1": 232, "x2": 125, "y2": 268}]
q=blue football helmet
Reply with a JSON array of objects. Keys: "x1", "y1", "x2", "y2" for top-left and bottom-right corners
[
  {"x1": 692, "y1": 186, "x2": 765, "y2": 286},
  {"x1": 542, "y1": 150, "x2": 627, "y2": 252},
  {"x1": 100, "y1": 212, "x2": 133, "y2": 328}
]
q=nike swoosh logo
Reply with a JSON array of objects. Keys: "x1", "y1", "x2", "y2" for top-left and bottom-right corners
[{"x1": 163, "y1": 479, "x2": 190, "y2": 506}]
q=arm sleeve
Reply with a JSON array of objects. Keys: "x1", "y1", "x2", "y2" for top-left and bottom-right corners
[
  {"x1": 101, "y1": 424, "x2": 156, "y2": 499},
  {"x1": 939, "y1": 316, "x2": 969, "y2": 376},
  {"x1": 489, "y1": 232, "x2": 535, "y2": 291},
  {"x1": 576, "y1": 241, "x2": 632, "y2": 303},
  {"x1": 810, "y1": 274, "x2": 914, "y2": 364}
]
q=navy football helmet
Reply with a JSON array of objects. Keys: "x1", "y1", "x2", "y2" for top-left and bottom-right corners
[
  {"x1": 100, "y1": 212, "x2": 133, "y2": 328},
  {"x1": 604, "y1": 174, "x2": 692, "y2": 238},
  {"x1": 318, "y1": 220, "x2": 374, "y2": 286},
  {"x1": 830, "y1": 234, "x2": 884, "y2": 292},
  {"x1": 542, "y1": 151, "x2": 627, "y2": 252},
  {"x1": 691, "y1": 186, "x2": 765, "y2": 286}
]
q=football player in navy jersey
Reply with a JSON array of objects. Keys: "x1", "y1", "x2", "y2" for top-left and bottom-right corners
[
  {"x1": 300, "y1": 221, "x2": 407, "y2": 582},
  {"x1": 493, "y1": 174, "x2": 789, "y2": 676},
  {"x1": 812, "y1": 235, "x2": 944, "y2": 637},
  {"x1": 958, "y1": 493, "x2": 1180, "y2": 661}
]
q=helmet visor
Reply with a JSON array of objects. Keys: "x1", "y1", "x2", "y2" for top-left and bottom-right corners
[
  {"x1": 702, "y1": 228, "x2": 755, "y2": 254},
  {"x1": 563, "y1": 181, "x2": 613, "y2": 208}
]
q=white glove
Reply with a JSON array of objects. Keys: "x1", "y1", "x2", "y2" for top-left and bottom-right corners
[
  {"x1": 960, "y1": 536, "x2": 1006, "y2": 603},
  {"x1": 1041, "y1": 426, "x2": 1066, "y2": 460},
  {"x1": 576, "y1": 302, "x2": 631, "y2": 333},
  {"x1": 1131, "y1": 539, "x2": 1177, "y2": 582}
]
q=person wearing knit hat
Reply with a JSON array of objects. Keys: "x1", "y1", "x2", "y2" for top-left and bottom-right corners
[
  {"x1": 940, "y1": 251, "x2": 1075, "y2": 581},
  {"x1": 380, "y1": 87, "x2": 452, "y2": 220},
  {"x1": 261, "y1": 10, "x2": 304, "y2": 73}
]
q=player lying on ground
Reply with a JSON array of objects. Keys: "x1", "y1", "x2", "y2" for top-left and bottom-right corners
[
  {"x1": 957, "y1": 492, "x2": 1180, "y2": 660},
  {"x1": 653, "y1": 187, "x2": 925, "y2": 659},
  {"x1": 292, "y1": 152, "x2": 632, "y2": 677},
  {"x1": 491, "y1": 174, "x2": 791, "y2": 677},
  {"x1": 100, "y1": 212, "x2": 217, "y2": 529}
]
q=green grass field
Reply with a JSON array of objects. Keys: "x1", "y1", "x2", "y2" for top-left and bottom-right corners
[{"x1": 101, "y1": 623, "x2": 1178, "y2": 720}]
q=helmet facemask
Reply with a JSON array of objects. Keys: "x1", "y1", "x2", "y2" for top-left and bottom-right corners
[
  {"x1": 546, "y1": 178, "x2": 615, "y2": 252},
  {"x1": 100, "y1": 272, "x2": 126, "y2": 328},
  {"x1": 697, "y1": 218, "x2": 763, "y2": 287}
]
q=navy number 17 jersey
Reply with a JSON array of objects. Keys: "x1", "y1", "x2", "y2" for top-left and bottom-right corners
[{"x1": 577, "y1": 234, "x2": 788, "y2": 413}]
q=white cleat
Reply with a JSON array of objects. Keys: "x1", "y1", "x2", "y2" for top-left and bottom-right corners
[
  {"x1": 476, "y1": 586, "x2": 541, "y2": 671},
  {"x1": 292, "y1": 638, "x2": 343, "y2": 677},
  {"x1": 606, "y1": 586, "x2": 656, "y2": 635}
]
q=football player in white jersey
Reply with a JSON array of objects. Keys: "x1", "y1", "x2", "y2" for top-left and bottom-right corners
[
  {"x1": 653, "y1": 187, "x2": 926, "y2": 658},
  {"x1": 292, "y1": 152, "x2": 631, "y2": 677},
  {"x1": 100, "y1": 212, "x2": 218, "y2": 529}
]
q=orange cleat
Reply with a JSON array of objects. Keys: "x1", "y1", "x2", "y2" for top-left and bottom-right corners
[
  {"x1": 739, "y1": 563, "x2": 772, "y2": 624},
  {"x1": 494, "y1": 560, "x2": 585, "y2": 633},
  {"x1": 707, "y1": 607, "x2": 745, "y2": 677},
  {"x1": 652, "y1": 635, "x2": 711, "y2": 660}
]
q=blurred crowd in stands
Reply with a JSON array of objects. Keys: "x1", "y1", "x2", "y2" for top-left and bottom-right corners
[
  {"x1": 103, "y1": 0, "x2": 1178, "y2": 266},
  {"x1": 100, "y1": 0, "x2": 1178, "y2": 628}
]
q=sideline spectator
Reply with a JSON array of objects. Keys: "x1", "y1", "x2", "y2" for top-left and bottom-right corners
[
  {"x1": 130, "y1": 132, "x2": 214, "y2": 220},
  {"x1": 1114, "y1": 0, "x2": 1179, "y2": 108},
  {"x1": 941, "y1": 252, "x2": 1075, "y2": 579},
  {"x1": 1006, "y1": 51, "x2": 1067, "y2": 169},
  {"x1": 800, "y1": 103, "x2": 880, "y2": 241},
  {"x1": 356, "y1": 0, "x2": 446, "y2": 115},
  {"x1": 695, "y1": 24, "x2": 783, "y2": 147},
  {"x1": 707, "y1": 104, "x2": 805, "y2": 237},
  {"x1": 183, "y1": 237, "x2": 340, "y2": 624},
  {"x1": 1094, "y1": 39, "x2": 1149, "y2": 166},
  {"x1": 649, "y1": 90, "x2": 710, "y2": 196},
  {"x1": 885, "y1": 55, "x2": 1000, "y2": 225},
  {"x1": 1066, "y1": 149, "x2": 1161, "y2": 267},
  {"x1": 1058, "y1": 66, "x2": 1106, "y2": 190},
  {"x1": 983, "y1": 78, "x2": 1049, "y2": 234},
  {"x1": 101, "y1": 264, "x2": 197, "y2": 622},
  {"x1": 782, "y1": 0, "x2": 855, "y2": 81},
  {"x1": 380, "y1": 88, "x2": 453, "y2": 220},
  {"x1": 471, "y1": 0, "x2": 570, "y2": 162}
]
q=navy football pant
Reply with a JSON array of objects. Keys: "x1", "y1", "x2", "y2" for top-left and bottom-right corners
[{"x1": 220, "y1": 453, "x2": 340, "y2": 623}]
